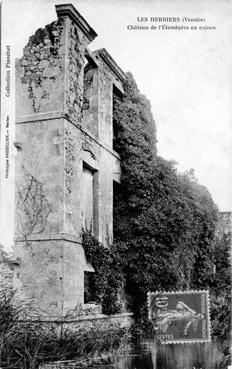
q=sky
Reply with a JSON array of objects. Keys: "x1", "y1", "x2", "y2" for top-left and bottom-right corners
[{"x1": 2, "y1": 0, "x2": 232, "y2": 211}]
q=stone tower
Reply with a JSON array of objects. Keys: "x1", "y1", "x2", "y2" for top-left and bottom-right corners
[{"x1": 14, "y1": 4, "x2": 126, "y2": 316}]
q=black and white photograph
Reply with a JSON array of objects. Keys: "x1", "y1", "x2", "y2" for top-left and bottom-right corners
[{"x1": 0, "y1": 0, "x2": 231, "y2": 368}]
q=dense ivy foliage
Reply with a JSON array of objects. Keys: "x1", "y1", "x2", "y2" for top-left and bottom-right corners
[
  {"x1": 82, "y1": 232, "x2": 123, "y2": 315},
  {"x1": 83, "y1": 73, "x2": 230, "y2": 352},
  {"x1": 113, "y1": 73, "x2": 218, "y2": 312},
  {"x1": 210, "y1": 232, "x2": 231, "y2": 350}
]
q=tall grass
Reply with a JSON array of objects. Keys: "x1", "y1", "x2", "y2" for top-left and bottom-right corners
[{"x1": 0, "y1": 288, "x2": 131, "y2": 369}]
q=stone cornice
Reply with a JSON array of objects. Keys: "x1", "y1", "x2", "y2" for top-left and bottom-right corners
[
  {"x1": 14, "y1": 233, "x2": 82, "y2": 244},
  {"x1": 55, "y1": 3, "x2": 97, "y2": 42},
  {"x1": 85, "y1": 48, "x2": 99, "y2": 68},
  {"x1": 95, "y1": 48, "x2": 127, "y2": 83}
]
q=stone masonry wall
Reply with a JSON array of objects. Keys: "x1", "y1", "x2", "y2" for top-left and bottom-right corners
[
  {"x1": 15, "y1": 119, "x2": 64, "y2": 238},
  {"x1": 16, "y1": 19, "x2": 65, "y2": 116},
  {"x1": 13, "y1": 4, "x2": 124, "y2": 316},
  {"x1": 14, "y1": 239, "x2": 63, "y2": 315},
  {"x1": 94, "y1": 49, "x2": 124, "y2": 148},
  {"x1": 64, "y1": 19, "x2": 89, "y2": 124},
  {"x1": 83, "y1": 65, "x2": 98, "y2": 137}
]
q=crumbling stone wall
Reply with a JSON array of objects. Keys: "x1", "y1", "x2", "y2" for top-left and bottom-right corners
[
  {"x1": 13, "y1": 4, "x2": 125, "y2": 316},
  {"x1": 16, "y1": 20, "x2": 65, "y2": 115},
  {"x1": 16, "y1": 15, "x2": 91, "y2": 122},
  {"x1": 65, "y1": 21, "x2": 88, "y2": 124},
  {"x1": 64, "y1": 128, "x2": 76, "y2": 194}
]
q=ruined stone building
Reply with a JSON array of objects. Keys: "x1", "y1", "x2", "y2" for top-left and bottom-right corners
[{"x1": 14, "y1": 3, "x2": 126, "y2": 316}]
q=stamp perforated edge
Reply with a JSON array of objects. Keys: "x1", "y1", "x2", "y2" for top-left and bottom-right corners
[{"x1": 147, "y1": 289, "x2": 211, "y2": 344}]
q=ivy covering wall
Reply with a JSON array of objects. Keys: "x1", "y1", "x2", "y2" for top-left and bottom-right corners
[{"x1": 83, "y1": 72, "x2": 231, "y2": 356}]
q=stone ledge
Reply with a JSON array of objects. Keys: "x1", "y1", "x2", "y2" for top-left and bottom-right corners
[
  {"x1": 14, "y1": 233, "x2": 82, "y2": 244},
  {"x1": 19, "y1": 311, "x2": 133, "y2": 325},
  {"x1": 55, "y1": 4, "x2": 97, "y2": 42},
  {"x1": 16, "y1": 110, "x2": 121, "y2": 161},
  {"x1": 95, "y1": 48, "x2": 127, "y2": 84},
  {"x1": 16, "y1": 110, "x2": 66, "y2": 124},
  {"x1": 65, "y1": 312, "x2": 133, "y2": 323}
]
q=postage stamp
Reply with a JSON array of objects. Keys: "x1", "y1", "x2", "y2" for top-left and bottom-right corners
[{"x1": 148, "y1": 290, "x2": 211, "y2": 344}]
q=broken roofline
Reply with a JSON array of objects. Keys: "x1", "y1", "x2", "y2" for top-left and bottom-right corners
[{"x1": 56, "y1": 3, "x2": 127, "y2": 83}]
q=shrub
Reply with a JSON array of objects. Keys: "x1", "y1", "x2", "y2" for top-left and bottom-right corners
[
  {"x1": 112, "y1": 73, "x2": 218, "y2": 318},
  {"x1": 0, "y1": 288, "x2": 131, "y2": 369},
  {"x1": 82, "y1": 231, "x2": 123, "y2": 315}
]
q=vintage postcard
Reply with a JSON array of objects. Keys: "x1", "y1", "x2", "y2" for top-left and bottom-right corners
[{"x1": 0, "y1": 0, "x2": 231, "y2": 368}]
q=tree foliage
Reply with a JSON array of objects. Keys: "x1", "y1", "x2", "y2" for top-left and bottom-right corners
[
  {"x1": 112, "y1": 73, "x2": 219, "y2": 314},
  {"x1": 210, "y1": 232, "x2": 231, "y2": 344},
  {"x1": 0, "y1": 288, "x2": 131, "y2": 369},
  {"x1": 82, "y1": 232, "x2": 123, "y2": 315},
  {"x1": 83, "y1": 73, "x2": 230, "y2": 351}
]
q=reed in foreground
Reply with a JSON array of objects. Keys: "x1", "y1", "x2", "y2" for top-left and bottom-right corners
[{"x1": 0, "y1": 288, "x2": 131, "y2": 369}]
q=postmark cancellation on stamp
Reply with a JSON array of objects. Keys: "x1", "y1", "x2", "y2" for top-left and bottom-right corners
[{"x1": 148, "y1": 290, "x2": 211, "y2": 344}]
